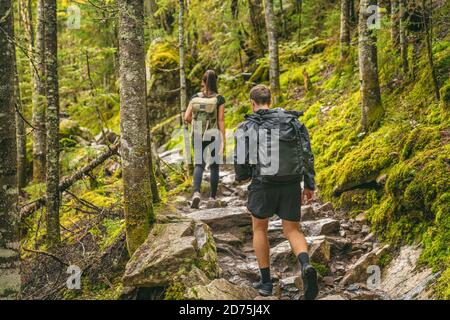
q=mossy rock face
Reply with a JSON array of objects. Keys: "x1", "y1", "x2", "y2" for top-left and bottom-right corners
[
  {"x1": 401, "y1": 127, "x2": 440, "y2": 160},
  {"x1": 337, "y1": 189, "x2": 379, "y2": 212}
]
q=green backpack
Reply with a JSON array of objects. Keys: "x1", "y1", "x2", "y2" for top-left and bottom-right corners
[{"x1": 191, "y1": 92, "x2": 218, "y2": 136}]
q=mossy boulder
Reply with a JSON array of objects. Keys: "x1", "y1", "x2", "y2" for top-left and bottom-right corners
[{"x1": 122, "y1": 217, "x2": 220, "y2": 288}]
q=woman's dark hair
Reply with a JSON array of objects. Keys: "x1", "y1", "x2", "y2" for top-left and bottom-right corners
[{"x1": 202, "y1": 70, "x2": 218, "y2": 96}]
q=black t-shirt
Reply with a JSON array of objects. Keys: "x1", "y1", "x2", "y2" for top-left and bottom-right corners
[{"x1": 190, "y1": 93, "x2": 225, "y2": 108}]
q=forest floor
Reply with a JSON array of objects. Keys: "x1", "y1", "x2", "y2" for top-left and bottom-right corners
[{"x1": 171, "y1": 165, "x2": 438, "y2": 300}]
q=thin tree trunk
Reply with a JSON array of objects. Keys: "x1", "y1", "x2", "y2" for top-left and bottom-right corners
[
  {"x1": 13, "y1": 45, "x2": 27, "y2": 190},
  {"x1": 247, "y1": 0, "x2": 266, "y2": 56},
  {"x1": 0, "y1": 0, "x2": 20, "y2": 299},
  {"x1": 295, "y1": 0, "x2": 303, "y2": 42},
  {"x1": 358, "y1": 0, "x2": 384, "y2": 131},
  {"x1": 340, "y1": 0, "x2": 351, "y2": 60},
  {"x1": 118, "y1": 0, "x2": 155, "y2": 255},
  {"x1": 390, "y1": 0, "x2": 400, "y2": 49},
  {"x1": 279, "y1": 0, "x2": 287, "y2": 38},
  {"x1": 422, "y1": 0, "x2": 440, "y2": 100},
  {"x1": 179, "y1": 0, "x2": 191, "y2": 174},
  {"x1": 263, "y1": 0, "x2": 281, "y2": 103},
  {"x1": 399, "y1": 0, "x2": 409, "y2": 75},
  {"x1": 44, "y1": 0, "x2": 61, "y2": 246},
  {"x1": 33, "y1": 0, "x2": 46, "y2": 182}
]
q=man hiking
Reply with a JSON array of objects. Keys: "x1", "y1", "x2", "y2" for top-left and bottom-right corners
[
  {"x1": 185, "y1": 70, "x2": 226, "y2": 209},
  {"x1": 234, "y1": 85, "x2": 319, "y2": 300}
]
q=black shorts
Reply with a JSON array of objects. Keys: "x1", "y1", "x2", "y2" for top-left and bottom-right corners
[{"x1": 247, "y1": 181, "x2": 301, "y2": 222}]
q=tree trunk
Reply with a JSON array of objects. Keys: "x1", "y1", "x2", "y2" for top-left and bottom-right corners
[
  {"x1": 390, "y1": 0, "x2": 400, "y2": 49},
  {"x1": 12, "y1": 4, "x2": 27, "y2": 190},
  {"x1": 118, "y1": 0, "x2": 155, "y2": 255},
  {"x1": 0, "y1": 0, "x2": 20, "y2": 299},
  {"x1": 33, "y1": 0, "x2": 46, "y2": 182},
  {"x1": 422, "y1": 0, "x2": 440, "y2": 100},
  {"x1": 263, "y1": 0, "x2": 281, "y2": 103},
  {"x1": 179, "y1": 0, "x2": 191, "y2": 173},
  {"x1": 279, "y1": 0, "x2": 287, "y2": 38},
  {"x1": 44, "y1": 0, "x2": 61, "y2": 246},
  {"x1": 399, "y1": 0, "x2": 409, "y2": 75},
  {"x1": 358, "y1": 0, "x2": 383, "y2": 132},
  {"x1": 247, "y1": 0, "x2": 266, "y2": 56},
  {"x1": 340, "y1": 0, "x2": 351, "y2": 60},
  {"x1": 295, "y1": 0, "x2": 303, "y2": 42},
  {"x1": 350, "y1": 0, "x2": 357, "y2": 26}
]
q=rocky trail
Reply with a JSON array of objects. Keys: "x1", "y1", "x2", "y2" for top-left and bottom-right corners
[{"x1": 161, "y1": 167, "x2": 439, "y2": 300}]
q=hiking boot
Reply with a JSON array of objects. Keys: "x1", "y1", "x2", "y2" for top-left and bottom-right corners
[
  {"x1": 252, "y1": 281, "x2": 273, "y2": 297},
  {"x1": 191, "y1": 192, "x2": 201, "y2": 209},
  {"x1": 302, "y1": 264, "x2": 319, "y2": 300}
]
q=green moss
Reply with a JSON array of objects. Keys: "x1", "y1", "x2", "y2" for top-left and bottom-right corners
[
  {"x1": 311, "y1": 262, "x2": 328, "y2": 277},
  {"x1": 401, "y1": 127, "x2": 440, "y2": 160},
  {"x1": 164, "y1": 281, "x2": 186, "y2": 300}
]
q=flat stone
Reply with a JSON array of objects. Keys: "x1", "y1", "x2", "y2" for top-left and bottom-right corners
[
  {"x1": 301, "y1": 218, "x2": 340, "y2": 236},
  {"x1": 186, "y1": 278, "x2": 258, "y2": 300},
  {"x1": 187, "y1": 206, "x2": 251, "y2": 231}
]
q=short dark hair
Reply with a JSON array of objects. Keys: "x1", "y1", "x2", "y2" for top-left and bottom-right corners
[{"x1": 250, "y1": 85, "x2": 271, "y2": 105}]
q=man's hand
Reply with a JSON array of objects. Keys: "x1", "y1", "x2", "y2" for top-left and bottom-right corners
[{"x1": 302, "y1": 188, "x2": 314, "y2": 205}]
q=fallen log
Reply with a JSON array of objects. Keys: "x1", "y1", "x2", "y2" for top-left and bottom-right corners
[{"x1": 20, "y1": 143, "x2": 120, "y2": 218}]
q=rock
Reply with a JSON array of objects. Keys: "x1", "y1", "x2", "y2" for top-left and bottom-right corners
[
  {"x1": 376, "y1": 174, "x2": 388, "y2": 186},
  {"x1": 254, "y1": 295, "x2": 279, "y2": 300},
  {"x1": 301, "y1": 218, "x2": 340, "y2": 236},
  {"x1": 361, "y1": 225, "x2": 371, "y2": 235},
  {"x1": 363, "y1": 233, "x2": 375, "y2": 242},
  {"x1": 325, "y1": 236, "x2": 352, "y2": 255},
  {"x1": 355, "y1": 212, "x2": 368, "y2": 223},
  {"x1": 309, "y1": 238, "x2": 331, "y2": 264},
  {"x1": 205, "y1": 199, "x2": 228, "y2": 208},
  {"x1": 222, "y1": 173, "x2": 236, "y2": 185},
  {"x1": 186, "y1": 278, "x2": 258, "y2": 300},
  {"x1": 123, "y1": 219, "x2": 220, "y2": 287},
  {"x1": 94, "y1": 128, "x2": 117, "y2": 145},
  {"x1": 319, "y1": 294, "x2": 347, "y2": 300},
  {"x1": 235, "y1": 182, "x2": 250, "y2": 199},
  {"x1": 340, "y1": 245, "x2": 390, "y2": 286},
  {"x1": 301, "y1": 205, "x2": 315, "y2": 221},
  {"x1": 213, "y1": 233, "x2": 242, "y2": 246},
  {"x1": 318, "y1": 202, "x2": 333, "y2": 213},
  {"x1": 322, "y1": 276, "x2": 334, "y2": 286},
  {"x1": 380, "y1": 245, "x2": 438, "y2": 300},
  {"x1": 187, "y1": 207, "x2": 251, "y2": 232},
  {"x1": 280, "y1": 276, "x2": 302, "y2": 293},
  {"x1": 270, "y1": 241, "x2": 296, "y2": 269}
]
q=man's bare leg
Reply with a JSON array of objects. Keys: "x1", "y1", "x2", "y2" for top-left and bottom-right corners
[
  {"x1": 252, "y1": 216, "x2": 270, "y2": 268},
  {"x1": 282, "y1": 220, "x2": 308, "y2": 255},
  {"x1": 282, "y1": 219, "x2": 319, "y2": 300},
  {"x1": 251, "y1": 216, "x2": 273, "y2": 296}
]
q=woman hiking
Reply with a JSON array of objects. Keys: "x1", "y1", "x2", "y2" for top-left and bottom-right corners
[{"x1": 184, "y1": 70, "x2": 226, "y2": 209}]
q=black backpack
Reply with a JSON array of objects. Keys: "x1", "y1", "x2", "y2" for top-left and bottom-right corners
[{"x1": 245, "y1": 108, "x2": 311, "y2": 184}]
